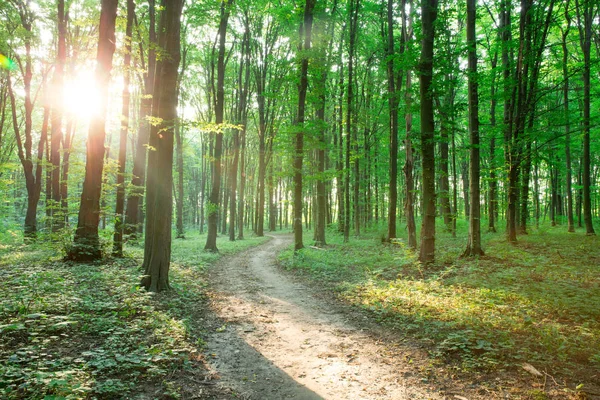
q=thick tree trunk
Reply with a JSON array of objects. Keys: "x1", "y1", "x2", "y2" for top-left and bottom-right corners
[
  {"x1": 463, "y1": 0, "x2": 484, "y2": 257},
  {"x1": 113, "y1": 0, "x2": 134, "y2": 256},
  {"x1": 68, "y1": 0, "x2": 118, "y2": 261},
  {"x1": 140, "y1": 0, "x2": 183, "y2": 292},
  {"x1": 418, "y1": 0, "x2": 438, "y2": 263}
]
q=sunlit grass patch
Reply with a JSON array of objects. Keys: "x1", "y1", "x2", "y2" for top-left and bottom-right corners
[{"x1": 280, "y1": 224, "x2": 600, "y2": 377}]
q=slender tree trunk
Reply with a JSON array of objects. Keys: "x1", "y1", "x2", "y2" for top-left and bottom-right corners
[
  {"x1": 337, "y1": 52, "x2": 345, "y2": 234},
  {"x1": 175, "y1": 118, "x2": 185, "y2": 238},
  {"x1": 344, "y1": 0, "x2": 359, "y2": 242},
  {"x1": 205, "y1": 1, "x2": 231, "y2": 251},
  {"x1": 463, "y1": 0, "x2": 484, "y2": 256},
  {"x1": 293, "y1": 0, "x2": 315, "y2": 251},
  {"x1": 50, "y1": 0, "x2": 67, "y2": 231},
  {"x1": 488, "y1": 53, "x2": 498, "y2": 232},
  {"x1": 418, "y1": 0, "x2": 438, "y2": 263},
  {"x1": 402, "y1": 3, "x2": 417, "y2": 249},
  {"x1": 387, "y1": 0, "x2": 398, "y2": 241},
  {"x1": 576, "y1": 0, "x2": 596, "y2": 235},
  {"x1": 113, "y1": 0, "x2": 134, "y2": 256},
  {"x1": 125, "y1": 0, "x2": 156, "y2": 239},
  {"x1": 68, "y1": 0, "x2": 118, "y2": 261}
]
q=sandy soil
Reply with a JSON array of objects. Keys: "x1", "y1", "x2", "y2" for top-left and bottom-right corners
[{"x1": 203, "y1": 235, "x2": 449, "y2": 400}]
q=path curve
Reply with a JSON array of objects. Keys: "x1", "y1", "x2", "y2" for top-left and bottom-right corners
[{"x1": 204, "y1": 235, "x2": 445, "y2": 400}]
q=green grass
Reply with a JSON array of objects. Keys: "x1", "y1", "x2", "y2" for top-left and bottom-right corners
[
  {"x1": 280, "y1": 222, "x2": 600, "y2": 381},
  {"x1": 0, "y1": 230, "x2": 268, "y2": 399}
]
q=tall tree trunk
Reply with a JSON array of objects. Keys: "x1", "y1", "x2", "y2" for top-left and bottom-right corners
[
  {"x1": 140, "y1": 0, "x2": 183, "y2": 291},
  {"x1": 501, "y1": 0, "x2": 518, "y2": 243},
  {"x1": 314, "y1": 1, "x2": 337, "y2": 246},
  {"x1": 175, "y1": 119, "x2": 185, "y2": 238},
  {"x1": 488, "y1": 52, "x2": 498, "y2": 233},
  {"x1": 205, "y1": 0, "x2": 231, "y2": 251},
  {"x1": 113, "y1": 0, "x2": 134, "y2": 256},
  {"x1": 68, "y1": 0, "x2": 118, "y2": 261},
  {"x1": 293, "y1": 0, "x2": 315, "y2": 251},
  {"x1": 463, "y1": 0, "x2": 484, "y2": 256},
  {"x1": 386, "y1": 0, "x2": 399, "y2": 242},
  {"x1": 230, "y1": 20, "x2": 250, "y2": 241},
  {"x1": 576, "y1": 0, "x2": 596, "y2": 235},
  {"x1": 561, "y1": 14, "x2": 575, "y2": 232},
  {"x1": 6, "y1": 3, "x2": 45, "y2": 240},
  {"x1": 125, "y1": 0, "x2": 156, "y2": 239},
  {"x1": 402, "y1": 2, "x2": 417, "y2": 249},
  {"x1": 50, "y1": 0, "x2": 67, "y2": 231},
  {"x1": 418, "y1": 0, "x2": 438, "y2": 263},
  {"x1": 344, "y1": 0, "x2": 359, "y2": 242},
  {"x1": 337, "y1": 50, "x2": 345, "y2": 234}
]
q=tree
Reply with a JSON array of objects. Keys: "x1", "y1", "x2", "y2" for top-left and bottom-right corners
[
  {"x1": 49, "y1": 0, "x2": 67, "y2": 231},
  {"x1": 418, "y1": 0, "x2": 438, "y2": 263},
  {"x1": 113, "y1": 0, "x2": 135, "y2": 256},
  {"x1": 402, "y1": 0, "x2": 417, "y2": 249},
  {"x1": 204, "y1": 0, "x2": 232, "y2": 252},
  {"x1": 385, "y1": 0, "x2": 399, "y2": 242},
  {"x1": 140, "y1": 0, "x2": 183, "y2": 292},
  {"x1": 463, "y1": 0, "x2": 484, "y2": 256},
  {"x1": 67, "y1": 0, "x2": 118, "y2": 261},
  {"x1": 293, "y1": 0, "x2": 315, "y2": 251},
  {"x1": 4, "y1": 0, "x2": 46, "y2": 240},
  {"x1": 124, "y1": 0, "x2": 156, "y2": 239},
  {"x1": 575, "y1": 0, "x2": 597, "y2": 235}
]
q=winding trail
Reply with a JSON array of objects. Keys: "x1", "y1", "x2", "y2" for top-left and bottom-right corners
[{"x1": 204, "y1": 235, "x2": 444, "y2": 400}]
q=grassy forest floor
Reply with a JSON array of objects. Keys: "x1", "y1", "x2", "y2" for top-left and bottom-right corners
[
  {"x1": 0, "y1": 231, "x2": 268, "y2": 399},
  {"x1": 281, "y1": 222, "x2": 600, "y2": 399},
  {"x1": 0, "y1": 221, "x2": 598, "y2": 399}
]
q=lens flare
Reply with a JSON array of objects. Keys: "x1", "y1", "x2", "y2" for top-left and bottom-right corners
[{"x1": 0, "y1": 54, "x2": 17, "y2": 71}]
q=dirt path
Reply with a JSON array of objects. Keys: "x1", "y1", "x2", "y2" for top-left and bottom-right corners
[{"x1": 204, "y1": 235, "x2": 446, "y2": 400}]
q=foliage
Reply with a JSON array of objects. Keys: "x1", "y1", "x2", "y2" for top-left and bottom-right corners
[{"x1": 0, "y1": 233, "x2": 267, "y2": 399}]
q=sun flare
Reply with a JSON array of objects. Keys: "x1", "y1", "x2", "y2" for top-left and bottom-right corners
[{"x1": 62, "y1": 70, "x2": 101, "y2": 119}]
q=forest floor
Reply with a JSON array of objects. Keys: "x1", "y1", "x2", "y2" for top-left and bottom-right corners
[{"x1": 0, "y1": 225, "x2": 598, "y2": 399}]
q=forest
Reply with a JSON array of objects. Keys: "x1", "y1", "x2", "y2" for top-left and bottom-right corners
[{"x1": 0, "y1": 0, "x2": 599, "y2": 399}]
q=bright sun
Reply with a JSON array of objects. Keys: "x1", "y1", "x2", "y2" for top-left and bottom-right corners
[{"x1": 62, "y1": 70, "x2": 101, "y2": 119}]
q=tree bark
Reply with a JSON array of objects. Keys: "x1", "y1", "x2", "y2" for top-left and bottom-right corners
[
  {"x1": 387, "y1": 0, "x2": 398, "y2": 241},
  {"x1": 418, "y1": 0, "x2": 438, "y2": 263},
  {"x1": 293, "y1": 0, "x2": 315, "y2": 251},
  {"x1": 576, "y1": 0, "x2": 596, "y2": 235},
  {"x1": 140, "y1": 0, "x2": 183, "y2": 292},
  {"x1": 463, "y1": 0, "x2": 484, "y2": 256},
  {"x1": 561, "y1": 14, "x2": 575, "y2": 232},
  {"x1": 124, "y1": 0, "x2": 156, "y2": 239},
  {"x1": 205, "y1": 0, "x2": 231, "y2": 251},
  {"x1": 50, "y1": 0, "x2": 67, "y2": 231},
  {"x1": 68, "y1": 0, "x2": 118, "y2": 261},
  {"x1": 113, "y1": 0, "x2": 134, "y2": 256},
  {"x1": 402, "y1": 1, "x2": 417, "y2": 249}
]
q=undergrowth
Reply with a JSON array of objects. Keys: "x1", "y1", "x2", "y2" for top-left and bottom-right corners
[
  {"x1": 280, "y1": 222, "x2": 600, "y2": 385},
  {"x1": 0, "y1": 231, "x2": 267, "y2": 399}
]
